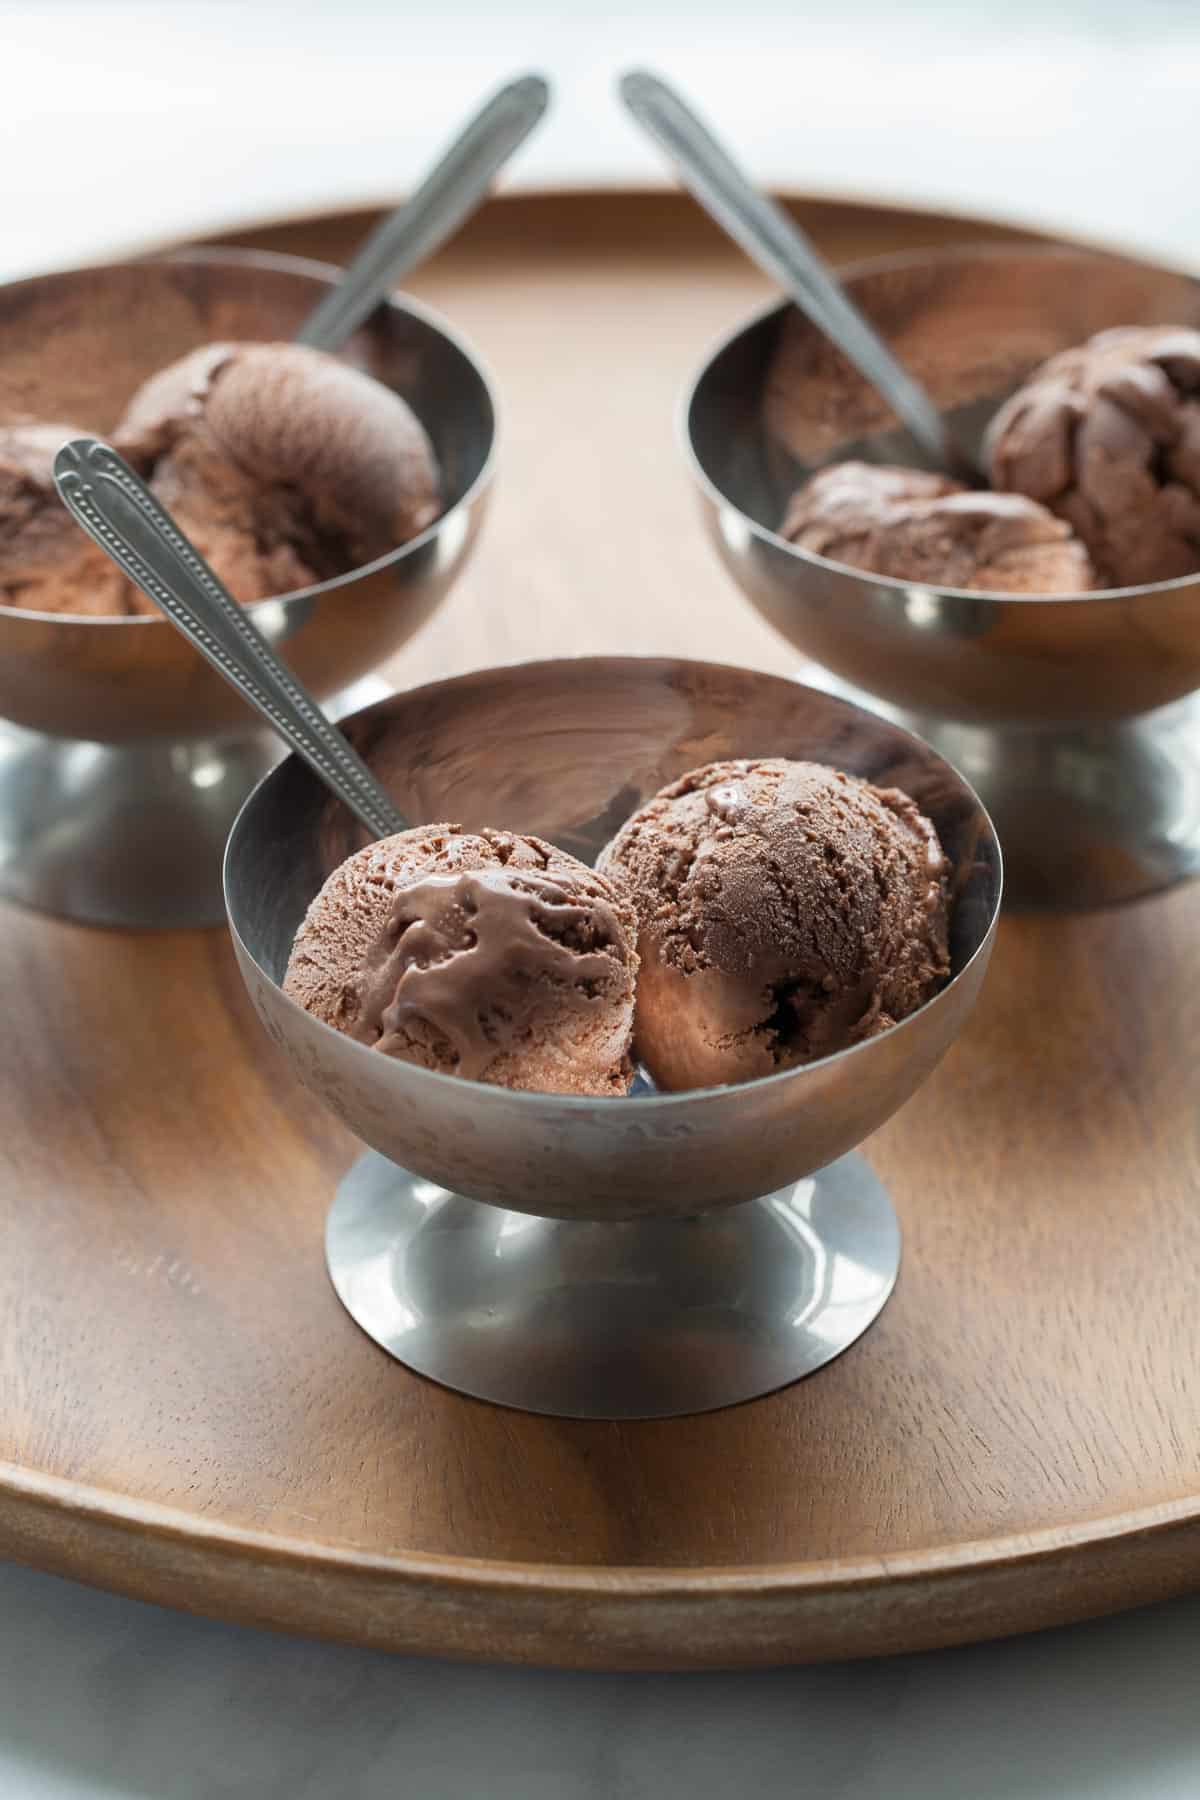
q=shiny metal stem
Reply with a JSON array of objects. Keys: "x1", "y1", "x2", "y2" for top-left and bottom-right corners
[
  {"x1": 295, "y1": 72, "x2": 551, "y2": 351},
  {"x1": 53, "y1": 439, "x2": 407, "y2": 840},
  {"x1": 620, "y1": 69, "x2": 976, "y2": 481},
  {"x1": 325, "y1": 1148, "x2": 901, "y2": 1418}
]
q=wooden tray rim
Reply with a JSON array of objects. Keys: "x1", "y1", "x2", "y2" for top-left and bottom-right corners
[{"x1": 8, "y1": 1458, "x2": 1199, "y2": 1597}]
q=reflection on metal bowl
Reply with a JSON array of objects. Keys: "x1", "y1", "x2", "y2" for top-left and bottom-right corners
[{"x1": 684, "y1": 244, "x2": 1200, "y2": 906}]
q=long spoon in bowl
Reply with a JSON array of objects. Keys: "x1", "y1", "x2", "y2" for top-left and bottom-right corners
[
  {"x1": 76, "y1": 78, "x2": 549, "y2": 787},
  {"x1": 53, "y1": 439, "x2": 407, "y2": 840},
  {"x1": 50, "y1": 71, "x2": 551, "y2": 830},
  {"x1": 618, "y1": 68, "x2": 979, "y2": 483},
  {"x1": 294, "y1": 71, "x2": 549, "y2": 351}
]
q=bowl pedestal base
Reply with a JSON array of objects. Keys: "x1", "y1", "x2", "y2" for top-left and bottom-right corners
[
  {"x1": 0, "y1": 676, "x2": 391, "y2": 930},
  {"x1": 325, "y1": 1148, "x2": 901, "y2": 1420},
  {"x1": 796, "y1": 667, "x2": 1200, "y2": 910}
]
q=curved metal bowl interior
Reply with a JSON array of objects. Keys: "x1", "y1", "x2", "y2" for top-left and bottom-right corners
[
  {"x1": 226, "y1": 658, "x2": 1001, "y2": 1222},
  {"x1": 0, "y1": 250, "x2": 496, "y2": 743},
  {"x1": 685, "y1": 245, "x2": 1200, "y2": 727}
]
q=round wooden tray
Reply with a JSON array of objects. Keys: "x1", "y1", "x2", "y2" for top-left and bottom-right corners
[{"x1": 3, "y1": 190, "x2": 1198, "y2": 1670}]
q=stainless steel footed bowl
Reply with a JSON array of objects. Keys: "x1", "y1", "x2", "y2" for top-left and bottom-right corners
[
  {"x1": 0, "y1": 249, "x2": 496, "y2": 927},
  {"x1": 685, "y1": 243, "x2": 1200, "y2": 907},
  {"x1": 225, "y1": 657, "x2": 1001, "y2": 1418}
]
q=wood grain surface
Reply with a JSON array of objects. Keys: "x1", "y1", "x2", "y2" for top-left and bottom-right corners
[{"x1": 2, "y1": 190, "x2": 1199, "y2": 1668}]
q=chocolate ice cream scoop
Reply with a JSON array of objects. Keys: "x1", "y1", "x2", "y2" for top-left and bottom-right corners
[
  {"x1": 986, "y1": 325, "x2": 1200, "y2": 588},
  {"x1": 284, "y1": 825, "x2": 639, "y2": 1098},
  {"x1": 0, "y1": 423, "x2": 150, "y2": 614},
  {"x1": 599, "y1": 758, "x2": 949, "y2": 1091},
  {"x1": 115, "y1": 341, "x2": 440, "y2": 603},
  {"x1": 781, "y1": 461, "x2": 1094, "y2": 595}
]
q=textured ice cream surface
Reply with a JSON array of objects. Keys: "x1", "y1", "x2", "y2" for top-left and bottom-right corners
[
  {"x1": 986, "y1": 325, "x2": 1200, "y2": 588},
  {"x1": 284, "y1": 825, "x2": 639, "y2": 1098},
  {"x1": 781, "y1": 461, "x2": 1094, "y2": 595},
  {"x1": 115, "y1": 341, "x2": 441, "y2": 603},
  {"x1": 0, "y1": 422, "x2": 149, "y2": 615},
  {"x1": 598, "y1": 758, "x2": 950, "y2": 1091},
  {"x1": 1, "y1": 340, "x2": 441, "y2": 617}
]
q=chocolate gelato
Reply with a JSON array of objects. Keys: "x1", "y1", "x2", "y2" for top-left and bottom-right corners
[
  {"x1": 987, "y1": 325, "x2": 1200, "y2": 587},
  {"x1": 1, "y1": 341, "x2": 440, "y2": 617},
  {"x1": 116, "y1": 341, "x2": 440, "y2": 603},
  {"x1": 0, "y1": 422, "x2": 149, "y2": 614},
  {"x1": 781, "y1": 461, "x2": 1094, "y2": 594},
  {"x1": 598, "y1": 758, "x2": 949, "y2": 1091},
  {"x1": 284, "y1": 825, "x2": 639, "y2": 1097}
]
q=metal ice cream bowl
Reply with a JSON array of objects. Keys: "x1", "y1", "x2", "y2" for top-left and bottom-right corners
[
  {"x1": 684, "y1": 243, "x2": 1200, "y2": 908},
  {"x1": 0, "y1": 248, "x2": 496, "y2": 928},
  {"x1": 225, "y1": 657, "x2": 1001, "y2": 1419}
]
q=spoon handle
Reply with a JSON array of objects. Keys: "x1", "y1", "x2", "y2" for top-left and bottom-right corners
[
  {"x1": 619, "y1": 69, "x2": 973, "y2": 480},
  {"x1": 53, "y1": 439, "x2": 408, "y2": 841},
  {"x1": 295, "y1": 72, "x2": 551, "y2": 351}
]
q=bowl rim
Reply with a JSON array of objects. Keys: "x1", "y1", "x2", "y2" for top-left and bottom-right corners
[
  {"x1": 223, "y1": 653, "x2": 1004, "y2": 1113},
  {"x1": 0, "y1": 244, "x2": 500, "y2": 628},
  {"x1": 679, "y1": 238, "x2": 1200, "y2": 608}
]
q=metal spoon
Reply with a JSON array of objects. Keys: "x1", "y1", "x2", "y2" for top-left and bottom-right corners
[
  {"x1": 618, "y1": 68, "x2": 978, "y2": 482},
  {"x1": 53, "y1": 438, "x2": 407, "y2": 840},
  {"x1": 45, "y1": 82, "x2": 553, "y2": 842},
  {"x1": 295, "y1": 71, "x2": 550, "y2": 351}
]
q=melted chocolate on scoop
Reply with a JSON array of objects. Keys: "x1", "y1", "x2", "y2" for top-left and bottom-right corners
[{"x1": 350, "y1": 867, "x2": 629, "y2": 1080}]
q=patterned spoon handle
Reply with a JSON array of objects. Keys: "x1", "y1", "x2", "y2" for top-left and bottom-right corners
[{"x1": 53, "y1": 437, "x2": 408, "y2": 840}]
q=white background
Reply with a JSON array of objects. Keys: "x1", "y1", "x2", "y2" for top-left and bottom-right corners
[
  {"x1": 3, "y1": 0, "x2": 1200, "y2": 281},
  {"x1": 4, "y1": 2, "x2": 1200, "y2": 1794}
]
